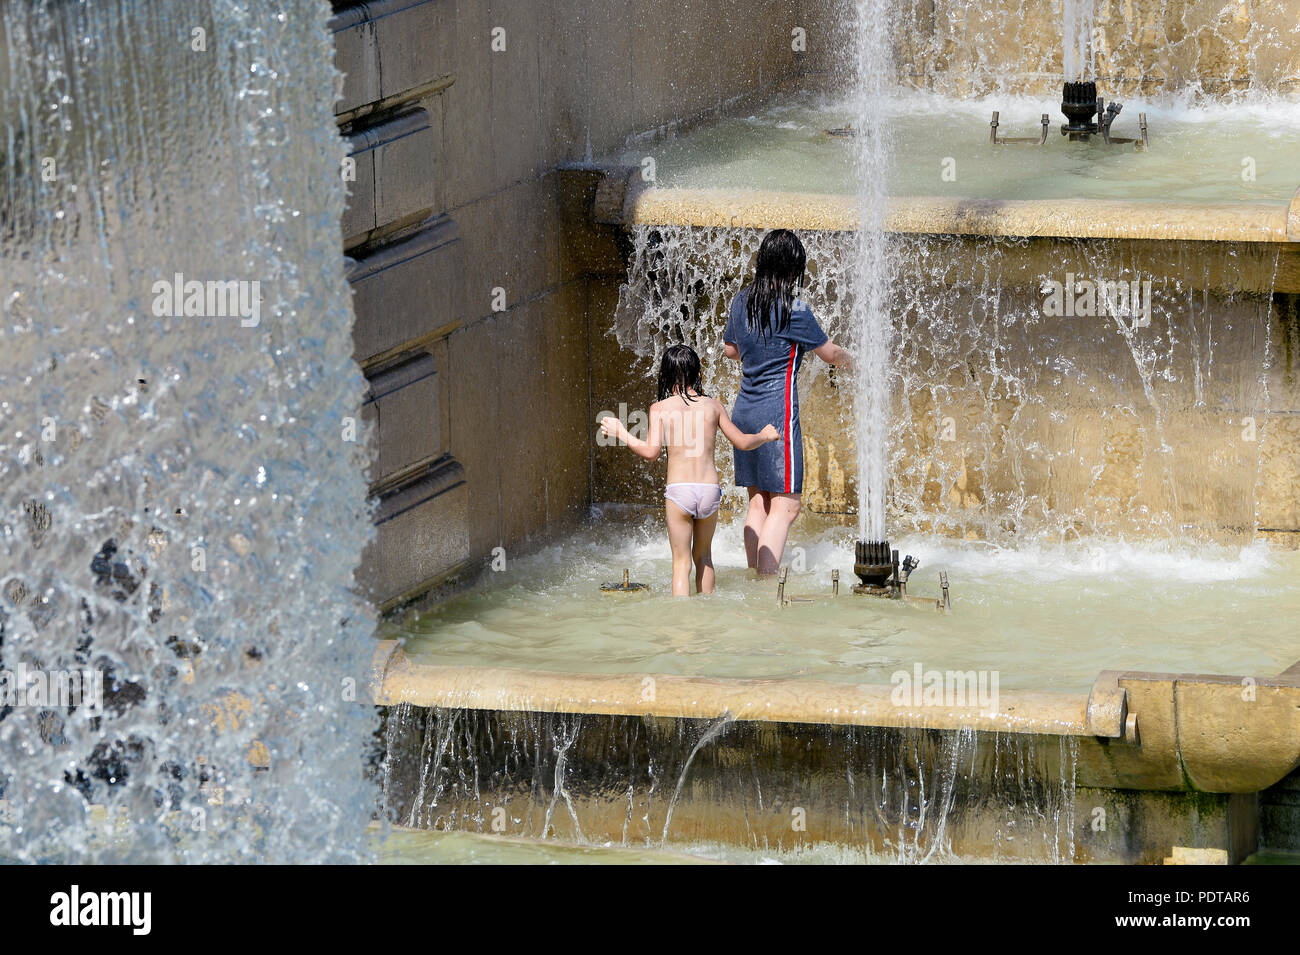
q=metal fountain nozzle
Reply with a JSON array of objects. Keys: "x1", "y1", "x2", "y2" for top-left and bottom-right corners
[
  {"x1": 854, "y1": 539, "x2": 895, "y2": 589},
  {"x1": 850, "y1": 540, "x2": 950, "y2": 611},
  {"x1": 992, "y1": 79, "x2": 1145, "y2": 149},
  {"x1": 1060, "y1": 80, "x2": 1100, "y2": 137}
]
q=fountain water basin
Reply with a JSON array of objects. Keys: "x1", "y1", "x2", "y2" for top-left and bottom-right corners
[
  {"x1": 609, "y1": 92, "x2": 1300, "y2": 204},
  {"x1": 386, "y1": 107, "x2": 1300, "y2": 855},
  {"x1": 373, "y1": 520, "x2": 1300, "y2": 861},
  {"x1": 370, "y1": 7, "x2": 1300, "y2": 864}
]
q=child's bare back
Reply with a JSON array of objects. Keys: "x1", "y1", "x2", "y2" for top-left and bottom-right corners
[
  {"x1": 654, "y1": 393, "x2": 727, "y2": 485},
  {"x1": 597, "y1": 344, "x2": 779, "y2": 596}
]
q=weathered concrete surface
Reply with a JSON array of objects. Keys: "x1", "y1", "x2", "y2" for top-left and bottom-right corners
[
  {"x1": 1075, "y1": 670, "x2": 1300, "y2": 794},
  {"x1": 358, "y1": 459, "x2": 470, "y2": 612},
  {"x1": 1077, "y1": 787, "x2": 1259, "y2": 865},
  {"x1": 1260, "y1": 766, "x2": 1300, "y2": 851}
]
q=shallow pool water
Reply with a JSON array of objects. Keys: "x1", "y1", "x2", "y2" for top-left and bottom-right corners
[
  {"x1": 374, "y1": 828, "x2": 998, "y2": 864},
  {"x1": 390, "y1": 515, "x2": 1300, "y2": 693},
  {"x1": 376, "y1": 828, "x2": 719, "y2": 865},
  {"x1": 612, "y1": 91, "x2": 1300, "y2": 203}
]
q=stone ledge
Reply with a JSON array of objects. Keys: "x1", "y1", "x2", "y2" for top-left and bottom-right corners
[
  {"x1": 362, "y1": 351, "x2": 440, "y2": 483},
  {"x1": 621, "y1": 185, "x2": 1297, "y2": 245},
  {"x1": 369, "y1": 640, "x2": 1094, "y2": 735},
  {"x1": 370, "y1": 641, "x2": 1300, "y2": 794},
  {"x1": 360, "y1": 458, "x2": 469, "y2": 607},
  {"x1": 348, "y1": 216, "x2": 461, "y2": 363}
]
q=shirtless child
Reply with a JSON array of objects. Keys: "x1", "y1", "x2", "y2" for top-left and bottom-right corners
[{"x1": 599, "y1": 344, "x2": 779, "y2": 596}]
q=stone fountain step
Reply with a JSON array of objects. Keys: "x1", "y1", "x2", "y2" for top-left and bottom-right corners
[
  {"x1": 575, "y1": 167, "x2": 1300, "y2": 291},
  {"x1": 588, "y1": 161, "x2": 1300, "y2": 244},
  {"x1": 368, "y1": 639, "x2": 1101, "y2": 736},
  {"x1": 625, "y1": 187, "x2": 1300, "y2": 246},
  {"x1": 368, "y1": 640, "x2": 1300, "y2": 796},
  {"x1": 371, "y1": 640, "x2": 1298, "y2": 863}
]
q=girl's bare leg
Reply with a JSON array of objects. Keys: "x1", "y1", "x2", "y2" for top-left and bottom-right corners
[
  {"x1": 691, "y1": 513, "x2": 718, "y2": 594},
  {"x1": 743, "y1": 487, "x2": 770, "y2": 570},
  {"x1": 665, "y1": 501, "x2": 696, "y2": 596},
  {"x1": 756, "y1": 492, "x2": 801, "y2": 575}
]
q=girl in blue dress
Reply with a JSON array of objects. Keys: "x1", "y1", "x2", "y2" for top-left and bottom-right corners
[{"x1": 723, "y1": 229, "x2": 853, "y2": 574}]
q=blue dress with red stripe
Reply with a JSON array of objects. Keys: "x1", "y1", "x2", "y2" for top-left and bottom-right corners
[{"x1": 723, "y1": 288, "x2": 829, "y2": 494}]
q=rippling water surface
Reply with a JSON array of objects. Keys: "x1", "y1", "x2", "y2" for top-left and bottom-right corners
[{"x1": 393, "y1": 516, "x2": 1300, "y2": 692}]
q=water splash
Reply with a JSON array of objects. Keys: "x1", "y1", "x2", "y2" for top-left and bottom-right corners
[
  {"x1": 0, "y1": 1, "x2": 376, "y2": 863},
  {"x1": 613, "y1": 226, "x2": 850, "y2": 382},
  {"x1": 660, "y1": 712, "x2": 732, "y2": 843},
  {"x1": 614, "y1": 227, "x2": 1278, "y2": 543}
]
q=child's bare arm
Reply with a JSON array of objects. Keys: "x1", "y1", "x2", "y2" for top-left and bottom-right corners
[
  {"x1": 599, "y1": 407, "x2": 663, "y2": 460},
  {"x1": 814, "y1": 339, "x2": 853, "y2": 369},
  {"x1": 717, "y1": 403, "x2": 779, "y2": 450}
]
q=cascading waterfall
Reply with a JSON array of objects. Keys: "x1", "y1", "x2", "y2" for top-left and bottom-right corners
[
  {"x1": 887, "y1": 236, "x2": 1278, "y2": 543},
  {"x1": 0, "y1": 1, "x2": 375, "y2": 862},
  {"x1": 613, "y1": 227, "x2": 852, "y2": 385},
  {"x1": 892, "y1": 0, "x2": 1286, "y2": 100},
  {"x1": 849, "y1": 0, "x2": 896, "y2": 542},
  {"x1": 381, "y1": 705, "x2": 1079, "y2": 863},
  {"x1": 614, "y1": 227, "x2": 1278, "y2": 543}
]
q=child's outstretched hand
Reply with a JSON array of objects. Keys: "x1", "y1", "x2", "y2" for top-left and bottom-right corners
[
  {"x1": 598, "y1": 415, "x2": 622, "y2": 441},
  {"x1": 759, "y1": 424, "x2": 781, "y2": 443}
]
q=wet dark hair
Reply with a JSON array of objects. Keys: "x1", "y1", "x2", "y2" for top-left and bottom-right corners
[
  {"x1": 745, "y1": 229, "x2": 806, "y2": 341},
  {"x1": 656, "y1": 343, "x2": 705, "y2": 403}
]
